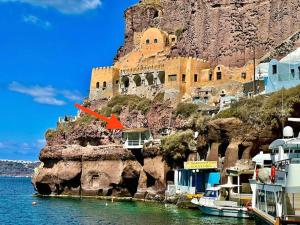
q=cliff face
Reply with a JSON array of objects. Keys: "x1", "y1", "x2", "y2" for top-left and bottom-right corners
[
  {"x1": 117, "y1": 0, "x2": 300, "y2": 67},
  {"x1": 32, "y1": 92, "x2": 297, "y2": 199}
]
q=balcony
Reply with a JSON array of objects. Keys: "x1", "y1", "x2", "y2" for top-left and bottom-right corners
[
  {"x1": 122, "y1": 128, "x2": 152, "y2": 150},
  {"x1": 124, "y1": 140, "x2": 146, "y2": 149}
]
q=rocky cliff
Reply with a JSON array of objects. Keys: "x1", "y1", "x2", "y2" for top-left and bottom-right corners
[
  {"x1": 116, "y1": 0, "x2": 300, "y2": 67},
  {"x1": 32, "y1": 86, "x2": 300, "y2": 199}
]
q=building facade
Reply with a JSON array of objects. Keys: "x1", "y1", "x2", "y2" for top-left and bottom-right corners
[
  {"x1": 89, "y1": 27, "x2": 254, "y2": 104},
  {"x1": 264, "y1": 59, "x2": 300, "y2": 94}
]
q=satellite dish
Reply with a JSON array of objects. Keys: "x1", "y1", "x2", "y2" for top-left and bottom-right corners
[{"x1": 283, "y1": 126, "x2": 294, "y2": 138}]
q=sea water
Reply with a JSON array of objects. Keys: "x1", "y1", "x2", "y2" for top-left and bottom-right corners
[{"x1": 0, "y1": 177, "x2": 255, "y2": 225}]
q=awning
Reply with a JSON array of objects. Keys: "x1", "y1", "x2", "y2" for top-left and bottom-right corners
[{"x1": 122, "y1": 128, "x2": 149, "y2": 133}]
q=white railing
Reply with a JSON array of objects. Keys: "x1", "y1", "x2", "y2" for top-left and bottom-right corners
[
  {"x1": 123, "y1": 140, "x2": 145, "y2": 149},
  {"x1": 126, "y1": 140, "x2": 145, "y2": 146}
]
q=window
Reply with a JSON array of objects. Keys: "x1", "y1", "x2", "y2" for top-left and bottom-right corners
[
  {"x1": 168, "y1": 74, "x2": 177, "y2": 81},
  {"x1": 194, "y1": 74, "x2": 198, "y2": 82},
  {"x1": 102, "y1": 81, "x2": 107, "y2": 90},
  {"x1": 204, "y1": 96, "x2": 209, "y2": 104},
  {"x1": 116, "y1": 80, "x2": 119, "y2": 85},
  {"x1": 96, "y1": 82, "x2": 100, "y2": 89},
  {"x1": 266, "y1": 191, "x2": 276, "y2": 217},
  {"x1": 217, "y1": 72, "x2": 222, "y2": 80},
  {"x1": 204, "y1": 190, "x2": 217, "y2": 198},
  {"x1": 209, "y1": 73, "x2": 213, "y2": 81},
  {"x1": 182, "y1": 74, "x2": 186, "y2": 82},
  {"x1": 291, "y1": 69, "x2": 295, "y2": 78},
  {"x1": 241, "y1": 72, "x2": 246, "y2": 79},
  {"x1": 146, "y1": 39, "x2": 150, "y2": 44},
  {"x1": 218, "y1": 66, "x2": 221, "y2": 71},
  {"x1": 257, "y1": 189, "x2": 266, "y2": 212},
  {"x1": 272, "y1": 65, "x2": 277, "y2": 74},
  {"x1": 171, "y1": 37, "x2": 176, "y2": 42},
  {"x1": 154, "y1": 38, "x2": 158, "y2": 43}
]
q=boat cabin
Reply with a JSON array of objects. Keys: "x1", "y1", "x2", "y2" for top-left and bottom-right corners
[
  {"x1": 167, "y1": 161, "x2": 220, "y2": 195},
  {"x1": 122, "y1": 128, "x2": 153, "y2": 149}
]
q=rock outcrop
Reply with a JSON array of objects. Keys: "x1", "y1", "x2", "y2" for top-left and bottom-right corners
[{"x1": 117, "y1": 0, "x2": 300, "y2": 67}]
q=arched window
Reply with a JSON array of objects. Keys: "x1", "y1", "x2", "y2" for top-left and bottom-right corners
[
  {"x1": 146, "y1": 39, "x2": 150, "y2": 44},
  {"x1": 103, "y1": 81, "x2": 107, "y2": 90},
  {"x1": 154, "y1": 38, "x2": 158, "y2": 43},
  {"x1": 96, "y1": 82, "x2": 100, "y2": 89}
]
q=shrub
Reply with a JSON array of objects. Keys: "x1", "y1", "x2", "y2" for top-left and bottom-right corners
[
  {"x1": 111, "y1": 105, "x2": 123, "y2": 115},
  {"x1": 176, "y1": 103, "x2": 198, "y2": 118},
  {"x1": 161, "y1": 130, "x2": 194, "y2": 163},
  {"x1": 175, "y1": 28, "x2": 187, "y2": 38},
  {"x1": 153, "y1": 92, "x2": 165, "y2": 103},
  {"x1": 45, "y1": 129, "x2": 57, "y2": 140},
  {"x1": 137, "y1": 99, "x2": 151, "y2": 114},
  {"x1": 217, "y1": 85, "x2": 300, "y2": 128},
  {"x1": 107, "y1": 95, "x2": 141, "y2": 108},
  {"x1": 98, "y1": 106, "x2": 112, "y2": 117}
]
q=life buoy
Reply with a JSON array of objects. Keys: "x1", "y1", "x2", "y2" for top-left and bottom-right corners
[
  {"x1": 246, "y1": 201, "x2": 253, "y2": 211},
  {"x1": 256, "y1": 168, "x2": 259, "y2": 181},
  {"x1": 270, "y1": 165, "x2": 276, "y2": 183}
]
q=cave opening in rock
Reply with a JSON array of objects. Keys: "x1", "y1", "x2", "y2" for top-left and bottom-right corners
[
  {"x1": 218, "y1": 140, "x2": 229, "y2": 157},
  {"x1": 62, "y1": 172, "x2": 82, "y2": 192},
  {"x1": 166, "y1": 170, "x2": 174, "y2": 185},
  {"x1": 122, "y1": 177, "x2": 139, "y2": 196},
  {"x1": 89, "y1": 138, "x2": 101, "y2": 146},
  {"x1": 130, "y1": 149, "x2": 144, "y2": 166},
  {"x1": 43, "y1": 159, "x2": 59, "y2": 168},
  {"x1": 146, "y1": 172, "x2": 156, "y2": 188},
  {"x1": 238, "y1": 144, "x2": 247, "y2": 160},
  {"x1": 35, "y1": 183, "x2": 52, "y2": 195}
]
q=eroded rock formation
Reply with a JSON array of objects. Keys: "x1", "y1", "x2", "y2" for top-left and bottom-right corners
[{"x1": 117, "y1": 0, "x2": 300, "y2": 67}]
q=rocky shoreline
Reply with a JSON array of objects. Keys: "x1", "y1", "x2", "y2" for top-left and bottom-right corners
[{"x1": 32, "y1": 85, "x2": 300, "y2": 201}]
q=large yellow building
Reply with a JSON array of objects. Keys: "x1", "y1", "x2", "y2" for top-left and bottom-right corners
[{"x1": 89, "y1": 28, "x2": 254, "y2": 104}]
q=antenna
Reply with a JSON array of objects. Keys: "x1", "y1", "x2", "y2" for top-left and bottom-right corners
[{"x1": 281, "y1": 89, "x2": 285, "y2": 138}]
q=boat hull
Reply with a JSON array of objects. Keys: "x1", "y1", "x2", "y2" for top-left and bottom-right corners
[{"x1": 199, "y1": 205, "x2": 250, "y2": 218}]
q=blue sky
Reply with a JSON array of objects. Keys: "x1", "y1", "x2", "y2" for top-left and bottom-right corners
[{"x1": 0, "y1": 0, "x2": 137, "y2": 160}]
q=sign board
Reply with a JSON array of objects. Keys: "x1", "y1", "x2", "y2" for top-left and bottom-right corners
[{"x1": 184, "y1": 161, "x2": 218, "y2": 170}]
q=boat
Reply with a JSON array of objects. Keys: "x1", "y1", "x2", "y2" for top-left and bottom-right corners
[
  {"x1": 249, "y1": 118, "x2": 300, "y2": 225},
  {"x1": 191, "y1": 182, "x2": 251, "y2": 218}
]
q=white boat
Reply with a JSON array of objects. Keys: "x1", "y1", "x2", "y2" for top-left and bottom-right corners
[
  {"x1": 191, "y1": 183, "x2": 251, "y2": 218},
  {"x1": 250, "y1": 119, "x2": 300, "y2": 225}
]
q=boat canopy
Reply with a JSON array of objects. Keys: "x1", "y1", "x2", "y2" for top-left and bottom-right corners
[
  {"x1": 269, "y1": 138, "x2": 300, "y2": 150},
  {"x1": 218, "y1": 184, "x2": 241, "y2": 189}
]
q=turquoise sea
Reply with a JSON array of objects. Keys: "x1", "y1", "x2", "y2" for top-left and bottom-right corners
[{"x1": 0, "y1": 177, "x2": 255, "y2": 225}]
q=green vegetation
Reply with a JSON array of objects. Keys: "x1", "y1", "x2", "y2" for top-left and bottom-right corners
[
  {"x1": 176, "y1": 103, "x2": 198, "y2": 118},
  {"x1": 217, "y1": 85, "x2": 300, "y2": 128},
  {"x1": 45, "y1": 129, "x2": 59, "y2": 140},
  {"x1": 187, "y1": 113, "x2": 210, "y2": 130},
  {"x1": 153, "y1": 92, "x2": 165, "y2": 103},
  {"x1": 161, "y1": 130, "x2": 194, "y2": 163},
  {"x1": 175, "y1": 28, "x2": 187, "y2": 39},
  {"x1": 106, "y1": 95, "x2": 152, "y2": 115},
  {"x1": 137, "y1": 98, "x2": 152, "y2": 114}
]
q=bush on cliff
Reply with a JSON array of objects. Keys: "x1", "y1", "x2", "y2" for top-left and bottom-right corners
[
  {"x1": 161, "y1": 130, "x2": 195, "y2": 165},
  {"x1": 45, "y1": 129, "x2": 58, "y2": 140},
  {"x1": 137, "y1": 98, "x2": 151, "y2": 114},
  {"x1": 176, "y1": 103, "x2": 198, "y2": 118},
  {"x1": 107, "y1": 95, "x2": 151, "y2": 115},
  {"x1": 217, "y1": 85, "x2": 300, "y2": 128}
]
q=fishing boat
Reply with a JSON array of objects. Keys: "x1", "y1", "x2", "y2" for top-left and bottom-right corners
[
  {"x1": 191, "y1": 180, "x2": 251, "y2": 218},
  {"x1": 249, "y1": 118, "x2": 300, "y2": 225}
]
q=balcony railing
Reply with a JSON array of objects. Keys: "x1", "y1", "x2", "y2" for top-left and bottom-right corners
[{"x1": 123, "y1": 140, "x2": 145, "y2": 149}]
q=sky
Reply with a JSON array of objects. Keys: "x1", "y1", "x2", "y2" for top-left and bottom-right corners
[{"x1": 0, "y1": 0, "x2": 138, "y2": 160}]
